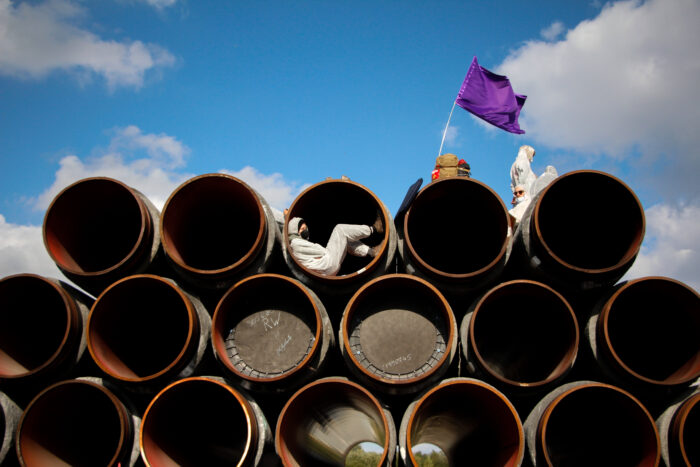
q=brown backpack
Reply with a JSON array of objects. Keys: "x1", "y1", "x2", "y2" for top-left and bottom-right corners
[{"x1": 432, "y1": 153, "x2": 459, "y2": 180}]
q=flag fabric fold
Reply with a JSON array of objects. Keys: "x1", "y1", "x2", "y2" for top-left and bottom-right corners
[{"x1": 455, "y1": 56, "x2": 526, "y2": 134}]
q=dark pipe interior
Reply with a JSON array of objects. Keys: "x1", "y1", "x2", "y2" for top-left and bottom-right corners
[
  {"x1": 409, "y1": 383, "x2": 522, "y2": 466},
  {"x1": 162, "y1": 176, "x2": 262, "y2": 271},
  {"x1": 278, "y1": 381, "x2": 388, "y2": 466},
  {"x1": 541, "y1": 386, "x2": 658, "y2": 466},
  {"x1": 214, "y1": 275, "x2": 318, "y2": 378},
  {"x1": 142, "y1": 379, "x2": 251, "y2": 467},
  {"x1": 89, "y1": 277, "x2": 192, "y2": 379},
  {"x1": 44, "y1": 179, "x2": 144, "y2": 274},
  {"x1": 471, "y1": 282, "x2": 578, "y2": 385},
  {"x1": 604, "y1": 278, "x2": 700, "y2": 384},
  {"x1": 535, "y1": 172, "x2": 644, "y2": 271},
  {"x1": 288, "y1": 182, "x2": 383, "y2": 275},
  {"x1": 406, "y1": 179, "x2": 508, "y2": 275},
  {"x1": 18, "y1": 382, "x2": 126, "y2": 467},
  {"x1": 0, "y1": 276, "x2": 70, "y2": 377}
]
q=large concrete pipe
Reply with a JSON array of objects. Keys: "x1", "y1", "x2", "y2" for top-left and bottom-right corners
[
  {"x1": 512, "y1": 170, "x2": 645, "y2": 293},
  {"x1": 276, "y1": 377, "x2": 396, "y2": 466},
  {"x1": 523, "y1": 381, "x2": 660, "y2": 466},
  {"x1": 340, "y1": 274, "x2": 457, "y2": 395},
  {"x1": 399, "y1": 177, "x2": 511, "y2": 295},
  {"x1": 656, "y1": 391, "x2": 700, "y2": 467},
  {"x1": 16, "y1": 377, "x2": 140, "y2": 467},
  {"x1": 398, "y1": 377, "x2": 524, "y2": 466},
  {"x1": 43, "y1": 177, "x2": 161, "y2": 296},
  {"x1": 585, "y1": 276, "x2": 700, "y2": 398},
  {"x1": 87, "y1": 274, "x2": 211, "y2": 393},
  {"x1": 160, "y1": 173, "x2": 281, "y2": 291},
  {"x1": 282, "y1": 178, "x2": 397, "y2": 298},
  {"x1": 0, "y1": 274, "x2": 92, "y2": 393},
  {"x1": 1, "y1": 391, "x2": 21, "y2": 465},
  {"x1": 212, "y1": 273, "x2": 334, "y2": 394},
  {"x1": 140, "y1": 376, "x2": 273, "y2": 466},
  {"x1": 460, "y1": 280, "x2": 579, "y2": 398}
]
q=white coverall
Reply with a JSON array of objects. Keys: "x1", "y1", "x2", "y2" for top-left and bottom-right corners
[
  {"x1": 510, "y1": 145, "x2": 537, "y2": 195},
  {"x1": 287, "y1": 217, "x2": 372, "y2": 276}
]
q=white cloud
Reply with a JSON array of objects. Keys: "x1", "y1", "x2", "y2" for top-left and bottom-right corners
[
  {"x1": 625, "y1": 201, "x2": 700, "y2": 292},
  {"x1": 140, "y1": 0, "x2": 176, "y2": 9},
  {"x1": 497, "y1": 0, "x2": 700, "y2": 199},
  {"x1": 540, "y1": 21, "x2": 565, "y2": 41},
  {"x1": 220, "y1": 166, "x2": 309, "y2": 212},
  {"x1": 0, "y1": 215, "x2": 65, "y2": 280},
  {"x1": 0, "y1": 0, "x2": 175, "y2": 88}
]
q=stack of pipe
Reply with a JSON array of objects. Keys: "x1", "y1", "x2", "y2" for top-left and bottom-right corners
[{"x1": 0, "y1": 170, "x2": 698, "y2": 466}]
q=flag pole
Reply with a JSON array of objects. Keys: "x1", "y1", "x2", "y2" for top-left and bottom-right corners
[{"x1": 438, "y1": 100, "x2": 457, "y2": 157}]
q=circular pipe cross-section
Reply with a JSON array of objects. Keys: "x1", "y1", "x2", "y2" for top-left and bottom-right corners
[
  {"x1": 340, "y1": 274, "x2": 457, "y2": 395},
  {"x1": 399, "y1": 377, "x2": 524, "y2": 466},
  {"x1": 660, "y1": 392, "x2": 700, "y2": 467},
  {"x1": 88, "y1": 274, "x2": 211, "y2": 391},
  {"x1": 276, "y1": 377, "x2": 396, "y2": 466},
  {"x1": 161, "y1": 173, "x2": 280, "y2": 291},
  {"x1": 140, "y1": 376, "x2": 271, "y2": 466},
  {"x1": 212, "y1": 273, "x2": 334, "y2": 393},
  {"x1": 43, "y1": 177, "x2": 161, "y2": 296},
  {"x1": 400, "y1": 177, "x2": 511, "y2": 294},
  {"x1": 460, "y1": 280, "x2": 579, "y2": 395}
]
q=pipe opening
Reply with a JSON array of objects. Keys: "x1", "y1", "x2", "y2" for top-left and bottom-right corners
[
  {"x1": 406, "y1": 178, "x2": 508, "y2": 276},
  {"x1": 44, "y1": 178, "x2": 146, "y2": 274},
  {"x1": 88, "y1": 276, "x2": 194, "y2": 380},
  {"x1": 471, "y1": 281, "x2": 578, "y2": 386},
  {"x1": 18, "y1": 381, "x2": 128, "y2": 467},
  {"x1": 539, "y1": 385, "x2": 658, "y2": 466},
  {"x1": 602, "y1": 278, "x2": 700, "y2": 384},
  {"x1": 345, "y1": 442, "x2": 384, "y2": 467},
  {"x1": 535, "y1": 172, "x2": 644, "y2": 271},
  {"x1": 277, "y1": 380, "x2": 389, "y2": 466},
  {"x1": 213, "y1": 275, "x2": 319, "y2": 379},
  {"x1": 162, "y1": 175, "x2": 263, "y2": 272},
  {"x1": 141, "y1": 378, "x2": 254, "y2": 466},
  {"x1": 672, "y1": 394, "x2": 700, "y2": 466},
  {"x1": 411, "y1": 444, "x2": 448, "y2": 466},
  {"x1": 0, "y1": 276, "x2": 71, "y2": 377},
  {"x1": 408, "y1": 381, "x2": 522, "y2": 466}
]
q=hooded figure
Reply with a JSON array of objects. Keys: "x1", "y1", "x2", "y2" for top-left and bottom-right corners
[
  {"x1": 287, "y1": 217, "x2": 381, "y2": 276},
  {"x1": 510, "y1": 145, "x2": 537, "y2": 195}
]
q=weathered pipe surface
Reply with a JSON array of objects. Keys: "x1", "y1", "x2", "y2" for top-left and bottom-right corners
[
  {"x1": 0, "y1": 274, "x2": 92, "y2": 389},
  {"x1": 43, "y1": 177, "x2": 161, "y2": 296},
  {"x1": 87, "y1": 274, "x2": 211, "y2": 392},
  {"x1": 586, "y1": 276, "x2": 700, "y2": 394},
  {"x1": 523, "y1": 381, "x2": 660, "y2": 466},
  {"x1": 340, "y1": 273, "x2": 457, "y2": 395},
  {"x1": 460, "y1": 280, "x2": 579, "y2": 396},
  {"x1": 212, "y1": 273, "x2": 334, "y2": 394},
  {"x1": 1, "y1": 391, "x2": 21, "y2": 465},
  {"x1": 282, "y1": 178, "x2": 397, "y2": 297},
  {"x1": 399, "y1": 177, "x2": 511, "y2": 295},
  {"x1": 399, "y1": 377, "x2": 524, "y2": 467},
  {"x1": 513, "y1": 170, "x2": 645, "y2": 292},
  {"x1": 160, "y1": 173, "x2": 280, "y2": 291},
  {"x1": 140, "y1": 376, "x2": 273, "y2": 467},
  {"x1": 276, "y1": 377, "x2": 396, "y2": 466},
  {"x1": 656, "y1": 391, "x2": 700, "y2": 467},
  {"x1": 16, "y1": 377, "x2": 140, "y2": 467}
]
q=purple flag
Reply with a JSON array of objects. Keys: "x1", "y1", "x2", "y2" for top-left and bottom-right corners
[{"x1": 455, "y1": 56, "x2": 526, "y2": 134}]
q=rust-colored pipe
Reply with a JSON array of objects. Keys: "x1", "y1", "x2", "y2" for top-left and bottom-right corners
[
  {"x1": 276, "y1": 377, "x2": 396, "y2": 466},
  {"x1": 514, "y1": 170, "x2": 645, "y2": 292},
  {"x1": 340, "y1": 274, "x2": 457, "y2": 395},
  {"x1": 1, "y1": 391, "x2": 21, "y2": 465},
  {"x1": 400, "y1": 177, "x2": 511, "y2": 295},
  {"x1": 140, "y1": 376, "x2": 272, "y2": 466},
  {"x1": 0, "y1": 274, "x2": 92, "y2": 389},
  {"x1": 399, "y1": 377, "x2": 524, "y2": 466},
  {"x1": 43, "y1": 177, "x2": 161, "y2": 296},
  {"x1": 87, "y1": 274, "x2": 211, "y2": 392},
  {"x1": 523, "y1": 381, "x2": 660, "y2": 466},
  {"x1": 657, "y1": 391, "x2": 700, "y2": 467},
  {"x1": 586, "y1": 276, "x2": 700, "y2": 393},
  {"x1": 212, "y1": 273, "x2": 334, "y2": 394},
  {"x1": 160, "y1": 173, "x2": 280, "y2": 291},
  {"x1": 460, "y1": 280, "x2": 579, "y2": 395},
  {"x1": 283, "y1": 178, "x2": 397, "y2": 297},
  {"x1": 16, "y1": 378, "x2": 139, "y2": 467}
]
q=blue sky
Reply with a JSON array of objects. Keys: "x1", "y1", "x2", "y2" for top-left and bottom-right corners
[{"x1": 1, "y1": 0, "x2": 699, "y2": 291}]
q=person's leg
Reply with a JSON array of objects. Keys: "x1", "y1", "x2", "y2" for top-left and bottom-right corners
[
  {"x1": 347, "y1": 240, "x2": 370, "y2": 257},
  {"x1": 324, "y1": 224, "x2": 371, "y2": 274}
]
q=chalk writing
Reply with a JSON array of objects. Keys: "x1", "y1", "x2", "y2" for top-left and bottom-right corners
[
  {"x1": 384, "y1": 354, "x2": 412, "y2": 369},
  {"x1": 277, "y1": 335, "x2": 292, "y2": 354}
]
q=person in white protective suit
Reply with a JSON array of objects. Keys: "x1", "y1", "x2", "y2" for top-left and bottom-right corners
[
  {"x1": 287, "y1": 216, "x2": 383, "y2": 276},
  {"x1": 508, "y1": 184, "x2": 532, "y2": 227},
  {"x1": 510, "y1": 145, "x2": 537, "y2": 195}
]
